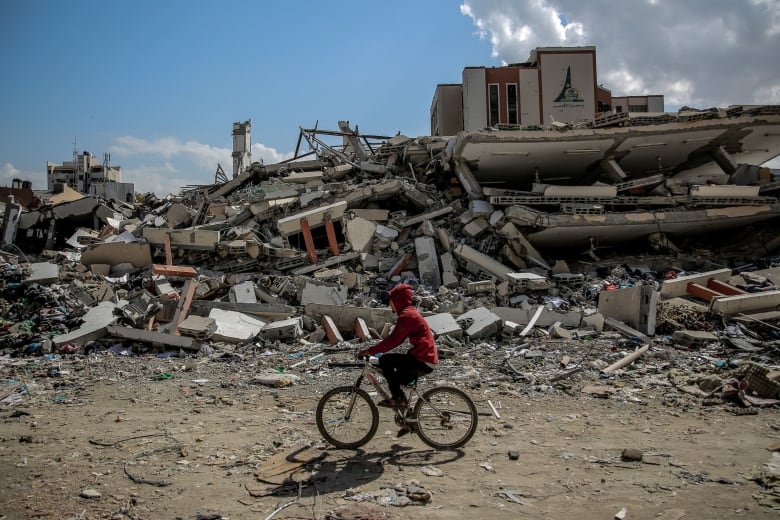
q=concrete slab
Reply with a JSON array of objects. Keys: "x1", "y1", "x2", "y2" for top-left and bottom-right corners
[
  {"x1": 52, "y1": 196, "x2": 99, "y2": 219},
  {"x1": 690, "y1": 185, "x2": 759, "y2": 198},
  {"x1": 106, "y1": 326, "x2": 196, "y2": 350},
  {"x1": 598, "y1": 284, "x2": 657, "y2": 335},
  {"x1": 53, "y1": 301, "x2": 119, "y2": 347},
  {"x1": 415, "y1": 236, "x2": 441, "y2": 290},
  {"x1": 506, "y1": 272, "x2": 553, "y2": 291},
  {"x1": 454, "y1": 244, "x2": 513, "y2": 281},
  {"x1": 191, "y1": 300, "x2": 296, "y2": 320},
  {"x1": 261, "y1": 317, "x2": 304, "y2": 340},
  {"x1": 304, "y1": 303, "x2": 395, "y2": 333},
  {"x1": 425, "y1": 312, "x2": 463, "y2": 338},
  {"x1": 344, "y1": 217, "x2": 376, "y2": 253},
  {"x1": 469, "y1": 199, "x2": 493, "y2": 217},
  {"x1": 230, "y1": 281, "x2": 258, "y2": 304},
  {"x1": 543, "y1": 184, "x2": 617, "y2": 197},
  {"x1": 25, "y1": 262, "x2": 59, "y2": 285},
  {"x1": 350, "y1": 209, "x2": 389, "y2": 222},
  {"x1": 208, "y1": 308, "x2": 265, "y2": 343},
  {"x1": 166, "y1": 203, "x2": 193, "y2": 228},
  {"x1": 710, "y1": 290, "x2": 780, "y2": 315},
  {"x1": 143, "y1": 228, "x2": 220, "y2": 250},
  {"x1": 285, "y1": 170, "x2": 324, "y2": 184},
  {"x1": 300, "y1": 282, "x2": 347, "y2": 306},
  {"x1": 177, "y1": 315, "x2": 217, "y2": 338},
  {"x1": 80, "y1": 242, "x2": 152, "y2": 268},
  {"x1": 660, "y1": 268, "x2": 732, "y2": 298},
  {"x1": 291, "y1": 252, "x2": 361, "y2": 276},
  {"x1": 456, "y1": 307, "x2": 503, "y2": 339},
  {"x1": 277, "y1": 201, "x2": 347, "y2": 236},
  {"x1": 463, "y1": 218, "x2": 490, "y2": 238}
]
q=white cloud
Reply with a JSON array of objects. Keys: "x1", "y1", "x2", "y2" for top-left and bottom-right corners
[
  {"x1": 459, "y1": 0, "x2": 780, "y2": 110},
  {"x1": 108, "y1": 136, "x2": 292, "y2": 196},
  {"x1": 120, "y1": 163, "x2": 198, "y2": 197},
  {"x1": 252, "y1": 143, "x2": 291, "y2": 165},
  {"x1": 110, "y1": 136, "x2": 231, "y2": 172}
]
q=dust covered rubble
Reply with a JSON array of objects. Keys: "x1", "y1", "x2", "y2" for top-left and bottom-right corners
[{"x1": 1, "y1": 129, "x2": 780, "y2": 418}]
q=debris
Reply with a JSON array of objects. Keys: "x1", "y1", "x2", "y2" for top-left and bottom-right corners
[
  {"x1": 601, "y1": 344, "x2": 650, "y2": 374},
  {"x1": 621, "y1": 448, "x2": 643, "y2": 461}
]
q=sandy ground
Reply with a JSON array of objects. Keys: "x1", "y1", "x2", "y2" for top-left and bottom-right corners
[{"x1": 1, "y1": 354, "x2": 779, "y2": 520}]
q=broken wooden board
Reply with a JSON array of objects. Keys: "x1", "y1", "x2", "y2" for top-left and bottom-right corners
[
  {"x1": 254, "y1": 446, "x2": 324, "y2": 485},
  {"x1": 152, "y1": 264, "x2": 197, "y2": 278}
]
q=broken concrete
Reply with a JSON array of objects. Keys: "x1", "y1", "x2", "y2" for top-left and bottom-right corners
[
  {"x1": 52, "y1": 301, "x2": 119, "y2": 347},
  {"x1": 80, "y1": 242, "x2": 153, "y2": 269}
]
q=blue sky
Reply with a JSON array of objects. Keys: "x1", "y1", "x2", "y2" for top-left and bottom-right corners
[{"x1": 1, "y1": 0, "x2": 779, "y2": 196}]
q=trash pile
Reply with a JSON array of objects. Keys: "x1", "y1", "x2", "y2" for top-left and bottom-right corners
[{"x1": 1, "y1": 122, "x2": 780, "y2": 416}]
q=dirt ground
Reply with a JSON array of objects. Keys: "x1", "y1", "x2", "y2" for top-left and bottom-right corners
[{"x1": 1, "y1": 353, "x2": 779, "y2": 520}]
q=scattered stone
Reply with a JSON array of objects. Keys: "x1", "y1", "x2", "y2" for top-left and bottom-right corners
[{"x1": 80, "y1": 488, "x2": 101, "y2": 499}]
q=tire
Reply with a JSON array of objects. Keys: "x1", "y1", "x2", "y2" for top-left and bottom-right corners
[
  {"x1": 413, "y1": 386, "x2": 478, "y2": 450},
  {"x1": 316, "y1": 386, "x2": 379, "y2": 449}
]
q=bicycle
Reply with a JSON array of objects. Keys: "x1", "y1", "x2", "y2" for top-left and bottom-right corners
[{"x1": 315, "y1": 354, "x2": 478, "y2": 450}]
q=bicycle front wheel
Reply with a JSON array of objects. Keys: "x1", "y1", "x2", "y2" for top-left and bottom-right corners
[
  {"x1": 413, "y1": 386, "x2": 478, "y2": 450},
  {"x1": 316, "y1": 386, "x2": 379, "y2": 449}
]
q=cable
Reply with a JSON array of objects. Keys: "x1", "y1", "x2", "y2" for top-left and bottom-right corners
[{"x1": 0, "y1": 243, "x2": 30, "y2": 264}]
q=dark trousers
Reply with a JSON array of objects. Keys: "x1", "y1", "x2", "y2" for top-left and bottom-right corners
[{"x1": 378, "y1": 353, "x2": 432, "y2": 400}]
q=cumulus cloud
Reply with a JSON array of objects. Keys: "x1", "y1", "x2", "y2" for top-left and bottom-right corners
[
  {"x1": 459, "y1": 0, "x2": 780, "y2": 110},
  {"x1": 110, "y1": 136, "x2": 232, "y2": 172},
  {"x1": 109, "y1": 136, "x2": 291, "y2": 196}
]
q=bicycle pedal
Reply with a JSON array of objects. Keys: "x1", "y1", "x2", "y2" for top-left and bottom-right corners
[{"x1": 397, "y1": 425, "x2": 412, "y2": 438}]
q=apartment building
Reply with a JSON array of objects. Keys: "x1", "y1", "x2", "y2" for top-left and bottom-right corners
[{"x1": 431, "y1": 46, "x2": 663, "y2": 134}]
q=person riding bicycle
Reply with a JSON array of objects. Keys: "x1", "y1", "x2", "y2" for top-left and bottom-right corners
[{"x1": 357, "y1": 283, "x2": 438, "y2": 408}]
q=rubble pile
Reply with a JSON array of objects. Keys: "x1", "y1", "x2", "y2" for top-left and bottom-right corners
[{"x1": 2, "y1": 122, "x2": 780, "y2": 417}]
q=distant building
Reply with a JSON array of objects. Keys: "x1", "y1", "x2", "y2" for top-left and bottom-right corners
[
  {"x1": 232, "y1": 120, "x2": 252, "y2": 178},
  {"x1": 610, "y1": 95, "x2": 665, "y2": 114},
  {"x1": 431, "y1": 46, "x2": 664, "y2": 134},
  {"x1": 0, "y1": 178, "x2": 41, "y2": 210},
  {"x1": 46, "y1": 150, "x2": 134, "y2": 203}
]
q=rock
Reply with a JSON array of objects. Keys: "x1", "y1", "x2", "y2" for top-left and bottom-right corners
[
  {"x1": 621, "y1": 448, "x2": 643, "y2": 461},
  {"x1": 80, "y1": 488, "x2": 101, "y2": 499},
  {"x1": 421, "y1": 465, "x2": 444, "y2": 477}
]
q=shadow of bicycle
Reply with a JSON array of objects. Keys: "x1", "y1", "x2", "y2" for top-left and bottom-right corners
[{"x1": 273, "y1": 444, "x2": 465, "y2": 497}]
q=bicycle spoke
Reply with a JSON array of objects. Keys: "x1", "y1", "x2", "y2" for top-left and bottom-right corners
[
  {"x1": 413, "y1": 387, "x2": 478, "y2": 450},
  {"x1": 316, "y1": 387, "x2": 378, "y2": 449}
]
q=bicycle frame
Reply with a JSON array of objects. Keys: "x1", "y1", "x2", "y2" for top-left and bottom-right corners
[{"x1": 344, "y1": 358, "x2": 417, "y2": 421}]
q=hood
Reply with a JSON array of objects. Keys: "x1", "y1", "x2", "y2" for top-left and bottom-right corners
[{"x1": 388, "y1": 283, "x2": 414, "y2": 313}]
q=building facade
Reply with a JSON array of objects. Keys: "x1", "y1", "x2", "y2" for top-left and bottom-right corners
[
  {"x1": 431, "y1": 46, "x2": 664, "y2": 135},
  {"x1": 46, "y1": 150, "x2": 134, "y2": 202}
]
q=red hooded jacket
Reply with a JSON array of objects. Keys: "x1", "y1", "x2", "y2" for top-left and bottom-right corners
[{"x1": 368, "y1": 284, "x2": 438, "y2": 366}]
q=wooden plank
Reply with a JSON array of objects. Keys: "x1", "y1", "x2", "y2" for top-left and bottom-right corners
[
  {"x1": 170, "y1": 279, "x2": 198, "y2": 336},
  {"x1": 152, "y1": 264, "x2": 197, "y2": 278}
]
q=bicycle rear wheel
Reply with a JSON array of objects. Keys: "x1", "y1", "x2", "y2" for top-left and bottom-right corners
[
  {"x1": 413, "y1": 386, "x2": 478, "y2": 450},
  {"x1": 316, "y1": 386, "x2": 379, "y2": 449}
]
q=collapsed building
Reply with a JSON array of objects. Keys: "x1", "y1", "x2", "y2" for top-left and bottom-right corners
[{"x1": 1, "y1": 106, "x2": 780, "y2": 405}]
